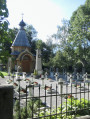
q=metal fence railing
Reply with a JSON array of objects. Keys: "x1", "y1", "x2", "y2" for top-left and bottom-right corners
[{"x1": 13, "y1": 78, "x2": 90, "y2": 119}]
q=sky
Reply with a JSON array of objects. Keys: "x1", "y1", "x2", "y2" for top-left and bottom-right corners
[{"x1": 7, "y1": 0, "x2": 86, "y2": 42}]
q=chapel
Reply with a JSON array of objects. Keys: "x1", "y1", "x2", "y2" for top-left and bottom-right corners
[{"x1": 11, "y1": 19, "x2": 35, "y2": 73}]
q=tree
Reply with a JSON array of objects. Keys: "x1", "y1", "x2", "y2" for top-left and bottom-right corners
[
  {"x1": 34, "y1": 38, "x2": 56, "y2": 68},
  {"x1": 69, "y1": 0, "x2": 90, "y2": 72},
  {"x1": 51, "y1": 19, "x2": 74, "y2": 71},
  {"x1": 36, "y1": 39, "x2": 50, "y2": 64},
  {"x1": 0, "y1": 0, "x2": 9, "y2": 64},
  {"x1": 25, "y1": 24, "x2": 38, "y2": 55},
  {"x1": 6, "y1": 28, "x2": 18, "y2": 53},
  {"x1": 0, "y1": 0, "x2": 9, "y2": 76},
  {"x1": 36, "y1": 39, "x2": 44, "y2": 49},
  {"x1": 25, "y1": 25, "x2": 37, "y2": 43},
  {"x1": 52, "y1": 19, "x2": 70, "y2": 50}
]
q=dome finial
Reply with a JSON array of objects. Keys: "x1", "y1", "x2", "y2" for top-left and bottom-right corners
[{"x1": 19, "y1": 13, "x2": 26, "y2": 29}]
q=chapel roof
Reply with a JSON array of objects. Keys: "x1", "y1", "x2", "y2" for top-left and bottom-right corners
[
  {"x1": 11, "y1": 51, "x2": 20, "y2": 55},
  {"x1": 11, "y1": 19, "x2": 31, "y2": 48}
]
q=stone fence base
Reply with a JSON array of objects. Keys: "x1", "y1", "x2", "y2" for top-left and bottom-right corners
[
  {"x1": 75, "y1": 115, "x2": 90, "y2": 119},
  {"x1": 0, "y1": 84, "x2": 13, "y2": 119}
]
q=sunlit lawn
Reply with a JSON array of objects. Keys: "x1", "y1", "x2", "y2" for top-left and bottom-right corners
[{"x1": 1, "y1": 71, "x2": 8, "y2": 76}]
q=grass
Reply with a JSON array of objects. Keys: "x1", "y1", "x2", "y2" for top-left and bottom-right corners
[{"x1": 1, "y1": 71, "x2": 8, "y2": 76}]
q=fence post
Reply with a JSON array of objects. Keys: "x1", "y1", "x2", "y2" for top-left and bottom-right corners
[
  {"x1": 0, "y1": 84, "x2": 13, "y2": 119},
  {"x1": 41, "y1": 75, "x2": 44, "y2": 87}
]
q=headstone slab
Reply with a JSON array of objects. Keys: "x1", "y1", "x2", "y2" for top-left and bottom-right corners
[{"x1": 50, "y1": 71, "x2": 54, "y2": 78}]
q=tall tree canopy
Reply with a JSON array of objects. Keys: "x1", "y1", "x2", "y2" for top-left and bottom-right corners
[
  {"x1": 69, "y1": 0, "x2": 90, "y2": 71},
  {"x1": 50, "y1": 0, "x2": 90, "y2": 73},
  {"x1": 0, "y1": 0, "x2": 9, "y2": 64}
]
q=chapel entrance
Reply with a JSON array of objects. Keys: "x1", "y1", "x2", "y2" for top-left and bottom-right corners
[{"x1": 21, "y1": 55, "x2": 31, "y2": 73}]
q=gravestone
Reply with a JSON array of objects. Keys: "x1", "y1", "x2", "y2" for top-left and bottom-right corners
[
  {"x1": 84, "y1": 72, "x2": 88, "y2": 82},
  {"x1": 64, "y1": 72, "x2": 67, "y2": 80},
  {"x1": 45, "y1": 72, "x2": 48, "y2": 79},
  {"x1": 50, "y1": 71, "x2": 54, "y2": 78},
  {"x1": 8, "y1": 57, "x2": 12, "y2": 74},
  {"x1": 15, "y1": 72, "x2": 18, "y2": 79},
  {"x1": 22, "y1": 72, "x2": 26, "y2": 80},
  {"x1": 67, "y1": 73, "x2": 70, "y2": 81},
  {"x1": 35, "y1": 49, "x2": 43, "y2": 75},
  {"x1": 30, "y1": 73, "x2": 33, "y2": 82},
  {"x1": 29, "y1": 84, "x2": 34, "y2": 96},
  {"x1": 77, "y1": 73, "x2": 80, "y2": 81},
  {"x1": 58, "y1": 78, "x2": 63, "y2": 94},
  {"x1": 63, "y1": 69, "x2": 64, "y2": 77},
  {"x1": 73, "y1": 67, "x2": 77, "y2": 79},
  {"x1": 55, "y1": 72, "x2": 59, "y2": 81},
  {"x1": 56, "y1": 68, "x2": 59, "y2": 72},
  {"x1": 82, "y1": 67, "x2": 85, "y2": 75},
  {"x1": 70, "y1": 74, "x2": 73, "y2": 84}
]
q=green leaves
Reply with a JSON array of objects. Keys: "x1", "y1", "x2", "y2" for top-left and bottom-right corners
[
  {"x1": 68, "y1": 0, "x2": 90, "y2": 72},
  {"x1": 0, "y1": 0, "x2": 9, "y2": 64},
  {"x1": 0, "y1": 0, "x2": 8, "y2": 18},
  {"x1": 0, "y1": 71, "x2": 4, "y2": 78}
]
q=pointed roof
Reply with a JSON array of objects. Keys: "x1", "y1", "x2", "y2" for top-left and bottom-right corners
[{"x1": 11, "y1": 19, "x2": 31, "y2": 48}]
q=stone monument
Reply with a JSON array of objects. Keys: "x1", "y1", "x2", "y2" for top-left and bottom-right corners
[{"x1": 35, "y1": 49, "x2": 43, "y2": 75}]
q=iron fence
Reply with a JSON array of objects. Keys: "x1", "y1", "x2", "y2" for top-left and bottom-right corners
[{"x1": 13, "y1": 80, "x2": 90, "y2": 119}]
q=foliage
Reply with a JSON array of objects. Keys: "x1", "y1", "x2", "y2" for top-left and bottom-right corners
[
  {"x1": 0, "y1": 28, "x2": 18, "y2": 68},
  {"x1": 0, "y1": 71, "x2": 8, "y2": 76},
  {"x1": 37, "y1": 98, "x2": 90, "y2": 119},
  {"x1": 36, "y1": 39, "x2": 44, "y2": 49},
  {"x1": 0, "y1": 0, "x2": 9, "y2": 64},
  {"x1": 52, "y1": 19, "x2": 70, "y2": 50},
  {"x1": 0, "y1": 0, "x2": 9, "y2": 76},
  {"x1": 14, "y1": 97, "x2": 90, "y2": 119},
  {"x1": 69, "y1": 0, "x2": 90, "y2": 71},
  {"x1": 14, "y1": 98, "x2": 46, "y2": 119},
  {"x1": 50, "y1": 1, "x2": 90, "y2": 73},
  {"x1": 25, "y1": 24, "x2": 37, "y2": 42},
  {"x1": 25, "y1": 25, "x2": 38, "y2": 55},
  {"x1": 0, "y1": 71, "x2": 4, "y2": 78},
  {"x1": 52, "y1": 50, "x2": 67, "y2": 69},
  {"x1": 51, "y1": 19, "x2": 74, "y2": 71},
  {"x1": 59, "y1": 98, "x2": 90, "y2": 116},
  {"x1": 33, "y1": 69, "x2": 38, "y2": 75},
  {"x1": 6, "y1": 28, "x2": 18, "y2": 53},
  {"x1": 35, "y1": 39, "x2": 56, "y2": 67}
]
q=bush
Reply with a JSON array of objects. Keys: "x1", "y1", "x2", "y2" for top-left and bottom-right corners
[
  {"x1": 33, "y1": 69, "x2": 38, "y2": 75},
  {"x1": 0, "y1": 71, "x2": 4, "y2": 78},
  {"x1": 14, "y1": 98, "x2": 90, "y2": 119},
  {"x1": 36, "y1": 98, "x2": 90, "y2": 119},
  {"x1": 14, "y1": 98, "x2": 46, "y2": 119}
]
